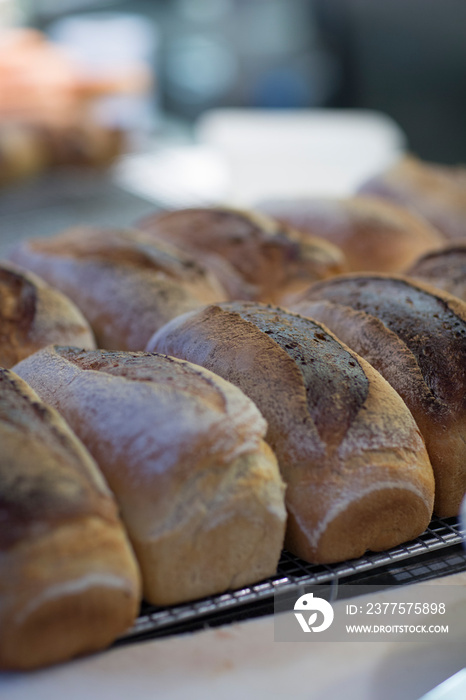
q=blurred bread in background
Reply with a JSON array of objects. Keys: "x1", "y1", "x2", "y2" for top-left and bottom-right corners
[
  {"x1": 0, "y1": 27, "x2": 150, "y2": 186},
  {"x1": 8, "y1": 225, "x2": 227, "y2": 351},
  {"x1": 407, "y1": 244, "x2": 466, "y2": 302},
  {"x1": 137, "y1": 206, "x2": 348, "y2": 304},
  {"x1": 257, "y1": 195, "x2": 443, "y2": 274},
  {"x1": 0, "y1": 261, "x2": 95, "y2": 367},
  {"x1": 358, "y1": 155, "x2": 466, "y2": 241}
]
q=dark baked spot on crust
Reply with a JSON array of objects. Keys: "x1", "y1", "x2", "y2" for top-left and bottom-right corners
[
  {"x1": 222, "y1": 302, "x2": 369, "y2": 445},
  {"x1": 0, "y1": 267, "x2": 37, "y2": 365},
  {"x1": 308, "y1": 275, "x2": 466, "y2": 410}
]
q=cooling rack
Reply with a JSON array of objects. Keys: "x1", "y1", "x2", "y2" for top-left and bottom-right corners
[{"x1": 116, "y1": 515, "x2": 466, "y2": 646}]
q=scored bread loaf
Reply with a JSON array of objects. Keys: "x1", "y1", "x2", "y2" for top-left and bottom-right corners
[
  {"x1": 0, "y1": 369, "x2": 141, "y2": 671},
  {"x1": 407, "y1": 243, "x2": 466, "y2": 302},
  {"x1": 0, "y1": 261, "x2": 95, "y2": 367},
  {"x1": 358, "y1": 155, "x2": 466, "y2": 241},
  {"x1": 13, "y1": 347, "x2": 286, "y2": 606},
  {"x1": 147, "y1": 302, "x2": 435, "y2": 564},
  {"x1": 137, "y1": 206, "x2": 347, "y2": 303},
  {"x1": 257, "y1": 195, "x2": 442, "y2": 275},
  {"x1": 288, "y1": 273, "x2": 466, "y2": 516},
  {"x1": 8, "y1": 226, "x2": 227, "y2": 351}
]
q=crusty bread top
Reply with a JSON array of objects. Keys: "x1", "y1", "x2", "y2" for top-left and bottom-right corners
[
  {"x1": 54, "y1": 346, "x2": 266, "y2": 442},
  {"x1": 0, "y1": 261, "x2": 95, "y2": 366},
  {"x1": 14, "y1": 345, "x2": 270, "y2": 472},
  {"x1": 0, "y1": 368, "x2": 117, "y2": 551},
  {"x1": 8, "y1": 228, "x2": 227, "y2": 350},
  {"x1": 148, "y1": 302, "x2": 429, "y2": 471},
  {"x1": 22, "y1": 226, "x2": 226, "y2": 298},
  {"x1": 219, "y1": 303, "x2": 369, "y2": 447},
  {"x1": 13, "y1": 347, "x2": 276, "y2": 541},
  {"x1": 257, "y1": 195, "x2": 442, "y2": 273},
  {"x1": 301, "y1": 273, "x2": 466, "y2": 413},
  {"x1": 137, "y1": 206, "x2": 347, "y2": 303}
]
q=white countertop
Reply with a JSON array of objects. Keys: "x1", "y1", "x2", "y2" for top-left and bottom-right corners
[{"x1": 2, "y1": 572, "x2": 465, "y2": 700}]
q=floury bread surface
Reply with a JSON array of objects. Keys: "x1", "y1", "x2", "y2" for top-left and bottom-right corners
[
  {"x1": 0, "y1": 261, "x2": 95, "y2": 367},
  {"x1": 289, "y1": 273, "x2": 466, "y2": 516},
  {"x1": 148, "y1": 302, "x2": 435, "y2": 564},
  {"x1": 14, "y1": 347, "x2": 286, "y2": 606},
  {"x1": 0, "y1": 369, "x2": 141, "y2": 670},
  {"x1": 8, "y1": 226, "x2": 227, "y2": 351}
]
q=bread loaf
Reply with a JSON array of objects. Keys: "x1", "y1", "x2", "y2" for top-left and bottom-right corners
[
  {"x1": 257, "y1": 195, "x2": 442, "y2": 275},
  {"x1": 13, "y1": 347, "x2": 286, "y2": 606},
  {"x1": 289, "y1": 273, "x2": 466, "y2": 516},
  {"x1": 8, "y1": 226, "x2": 227, "y2": 350},
  {"x1": 407, "y1": 243, "x2": 466, "y2": 302},
  {"x1": 0, "y1": 369, "x2": 141, "y2": 670},
  {"x1": 358, "y1": 155, "x2": 466, "y2": 241},
  {"x1": 147, "y1": 302, "x2": 434, "y2": 564},
  {"x1": 137, "y1": 207, "x2": 347, "y2": 303},
  {"x1": 0, "y1": 261, "x2": 95, "y2": 367}
]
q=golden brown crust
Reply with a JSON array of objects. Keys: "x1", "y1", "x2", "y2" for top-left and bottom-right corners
[
  {"x1": 8, "y1": 227, "x2": 227, "y2": 350},
  {"x1": 148, "y1": 302, "x2": 434, "y2": 563},
  {"x1": 0, "y1": 369, "x2": 141, "y2": 670},
  {"x1": 13, "y1": 347, "x2": 286, "y2": 605},
  {"x1": 358, "y1": 155, "x2": 466, "y2": 241},
  {"x1": 0, "y1": 261, "x2": 95, "y2": 367},
  {"x1": 258, "y1": 195, "x2": 442, "y2": 274},
  {"x1": 290, "y1": 273, "x2": 466, "y2": 515},
  {"x1": 137, "y1": 206, "x2": 347, "y2": 303}
]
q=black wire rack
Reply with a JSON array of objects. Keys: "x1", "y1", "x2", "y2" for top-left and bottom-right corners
[{"x1": 115, "y1": 515, "x2": 466, "y2": 646}]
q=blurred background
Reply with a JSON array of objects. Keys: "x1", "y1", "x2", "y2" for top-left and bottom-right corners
[
  {"x1": 0, "y1": 0, "x2": 465, "y2": 241},
  {"x1": 15, "y1": 0, "x2": 466, "y2": 161}
]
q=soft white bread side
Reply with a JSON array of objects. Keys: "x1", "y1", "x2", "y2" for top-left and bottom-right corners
[
  {"x1": 8, "y1": 226, "x2": 227, "y2": 351},
  {"x1": 13, "y1": 347, "x2": 286, "y2": 606},
  {"x1": 147, "y1": 303, "x2": 435, "y2": 564},
  {"x1": 0, "y1": 369, "x2": 141, "y2": 670},
  {"x1": 0, "y1": 261, "x2": 95, "y2": 367}
]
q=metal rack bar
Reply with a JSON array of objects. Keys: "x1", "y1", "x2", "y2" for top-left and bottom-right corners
[{"x1": 117, "y1": 515, "x2": 466, "y2": 645}]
